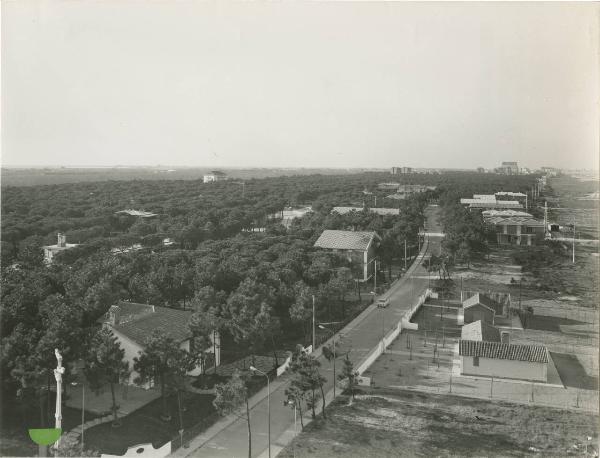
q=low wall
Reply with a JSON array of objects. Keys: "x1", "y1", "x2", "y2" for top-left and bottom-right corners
[
  {"x1": 276, "y1": 353, "x2": 293, "y2": 377},
  {"x1": 356, "y1": 288, "x2": 433, "y2": 377}
]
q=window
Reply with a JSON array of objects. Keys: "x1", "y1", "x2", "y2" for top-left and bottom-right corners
[{"x1": 473, "y1": 356, "x2": 480, "y2": 367}]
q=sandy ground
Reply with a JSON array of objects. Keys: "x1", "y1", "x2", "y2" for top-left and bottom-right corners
[{"x1": 278, "y1": 389, "x2": 598, "y2": 458}]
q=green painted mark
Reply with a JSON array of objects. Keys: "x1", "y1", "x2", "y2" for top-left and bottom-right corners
[{"x1": 28, "y1": 428, "x2": 62, "y2": 446}]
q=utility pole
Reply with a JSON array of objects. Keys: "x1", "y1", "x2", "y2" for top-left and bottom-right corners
[
  {"x1": 404, "y1": 240, "x2": 407, "y2": 270},
  {"x1": 543, "y1": 201, "x2": 548, "y2": 237},
  {"x1": 572, "y1": 218, "x2": 576, "y2": 264},
  {"x1": 374, "y1": 259, "x2": 377, "y2": 293},
  {"x1": 525, "y1": 192, "x2": 528, "y2": 210},
  {"x1": 312, "y1": 295, "x2": 315, "y2": 351},
  {"x1": 519, "y1": 278, "x2": 523, "y2": 311}
]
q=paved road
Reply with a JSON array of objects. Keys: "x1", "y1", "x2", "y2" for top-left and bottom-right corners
[{"x1": 181, "y1": 206, "x2": 443, "y2": 458}]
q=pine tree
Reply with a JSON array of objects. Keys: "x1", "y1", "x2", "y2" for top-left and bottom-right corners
[{"x1": 84, "y1": 328, "x2": 129, "y2": 425}]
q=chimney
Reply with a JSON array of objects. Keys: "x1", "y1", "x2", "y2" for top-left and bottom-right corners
[
  {"x1": 501, "y1": 331, "x2": 510, "y2": 345},
  {"x1": 57, "y1": 233, "x2": 67, "y2": 247},
  {"x1": 108, "y1": 305, "x2": 121, "y2": 326}
]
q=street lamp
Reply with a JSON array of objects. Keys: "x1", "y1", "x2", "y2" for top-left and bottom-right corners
[
  {"x1": 318, "y1": 325, "x2": 337, "y2": 398},
  {"x1": 70, "y1": 380, "x2": 85, "y2": 454},
  {"x1": 283, "y1": 400, "x2": 298, "y2": 458},
  {"x1": 249, "y1": 366, "x2": 270, "y2": 458}
]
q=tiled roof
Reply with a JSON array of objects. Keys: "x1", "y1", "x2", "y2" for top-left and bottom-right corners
[
  {"x1": 106, "y1": 302, "x2": 192, "y2": 346},
  {"x1": 485, "y1": 216, "x2": 545, "y2": 227},
  {"x1": 314, "y1": 230, "x2": 380, "y2": 251},
  {"x1": 460, "y1": 340, "x2": 548, "y2": 363},
  {"x1": 461, "y1": 320, "x2": 501, "y2": 342},
  {"x1": 463, "y1": 293, "x2": 503, "y2": 315}
]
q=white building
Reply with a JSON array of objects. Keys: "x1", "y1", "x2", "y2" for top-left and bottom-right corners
[
  {"x1": 101, "y1": 302, "x2": 221, "y2": 385},
  {"x1": 43, "y1": 233, "x2": 79, "y2": 264},
  {"x1": 203, "y1": 170, "x2": 228, "y2": 183},
  {"x1": 459, "y1": 337, "x2": 549, "y2": 382}
]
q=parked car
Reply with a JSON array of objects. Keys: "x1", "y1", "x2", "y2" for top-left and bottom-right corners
[{"x1": 376, "y1": 298, "x2": 390, "y2": 308}]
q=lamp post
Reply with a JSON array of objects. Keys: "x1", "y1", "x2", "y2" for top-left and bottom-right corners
[
  {"x1": 70, "y1": 380, "x2": 85, "y2": 454},
  {"x1": 250, "y1": 366, "x2": 270, "y2": 458},
  {"x1": 318, "y1": 325, "x2": 337, "y2": 398},
  {"x1": 54, "y1": 349, "x2": 65, "y2": 450}
]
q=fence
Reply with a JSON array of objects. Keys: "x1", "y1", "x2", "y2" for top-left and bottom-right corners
[{"x1": 382, "y1": 331, "x2": 599, "y2": 415}]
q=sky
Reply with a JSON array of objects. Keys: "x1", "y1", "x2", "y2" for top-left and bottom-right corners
[{"x1": 2, "y1": 2, "x2": 598, "y2": 170}]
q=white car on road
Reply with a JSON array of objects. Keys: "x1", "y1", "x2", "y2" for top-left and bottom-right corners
[{"x1": 376, "y1": 298, "x2": 390, "y2": 308}]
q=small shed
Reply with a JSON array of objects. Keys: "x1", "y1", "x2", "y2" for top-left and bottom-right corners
[{"x1": 463, "y1": 293, "x2": 499, "y2": 324}]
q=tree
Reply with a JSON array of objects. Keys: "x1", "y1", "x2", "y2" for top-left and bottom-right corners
[
  {"x1": 338, "y1": 355, "x2": 358, "y2": 400},
  {"x1": 456, "y1": 241, "x2": 472, "y2": 268},
  {"x1": 189, "y1": 311, "x2": 217, "y2": 374},
  {"x1": 288, "y1": 345, "x2": 327, "y2": 419},
  {"x1": 133, "y1": 330, "x2": 195, "y2": 421},
  {"x1": 284, "y1": 383, "x2": 305, "y2": 429},
  {"x1": 84, "y1": 328, "x2": 129, "y2": 425},
  {"x1": 213, "y1": 371, "x2": 252, "y2": 458},
  {"x1": 289, "y1": 282, "x2": 313, "y2": 345}
]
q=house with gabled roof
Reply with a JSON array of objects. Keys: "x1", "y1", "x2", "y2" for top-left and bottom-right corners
[
  {"x1": 461, "y1": 320, "x2": 501, "y2": 342},
  {"x1": 459, "y1": 338, "x2": 549, "y2": 382},
  {"x1": 100, "y1": 302, "x2": 220, "y2": 385},
  {"x1": 462, "y1": 293, "x2": 506, "y2": 325},
  {"x1": 314, "y1": 230, "x2": 381, "y2": 281}
]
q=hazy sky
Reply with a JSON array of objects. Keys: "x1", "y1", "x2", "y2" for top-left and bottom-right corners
[{"x1": 2, "y1": 2, "x2": 598, "y2": 169}]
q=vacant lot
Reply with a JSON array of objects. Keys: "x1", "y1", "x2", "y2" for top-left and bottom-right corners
[{"x1": 279, "y1": 389, "x2": 598, "y2": 458}]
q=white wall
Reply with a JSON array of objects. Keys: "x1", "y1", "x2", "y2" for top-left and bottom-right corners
[
  {"x1": 461, "y1": 355, "x2": 547, "y2": 382},
  {"x1": 111, "y1": 328, "x2": 146, "y2": 385},
  {"x1": 111, "y1": 328, "x2": 207, "y2": 385}
]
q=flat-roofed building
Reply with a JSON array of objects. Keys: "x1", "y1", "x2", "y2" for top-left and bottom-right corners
[
  {"x1": 484, "y1": 215, "x2": 545, "y2": 246},
  {"x1": 116, "y1": 209, "x2": 158, "y2": 218},
  {"x1": 203, "y1": 170, "x2": 228, "y2": 183},
  {"x1": 43, "y1": 233, "x2": 79, "y2": 264}
]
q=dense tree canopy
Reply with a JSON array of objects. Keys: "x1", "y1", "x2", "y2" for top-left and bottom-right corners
[{"x1": 1, "y1": 170, "x2": 539, "y2": 408}]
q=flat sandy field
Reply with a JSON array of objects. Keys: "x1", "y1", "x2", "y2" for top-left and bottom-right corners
[{"x1": 279, "y1": 389, "x2": 598, "y2": 458}]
